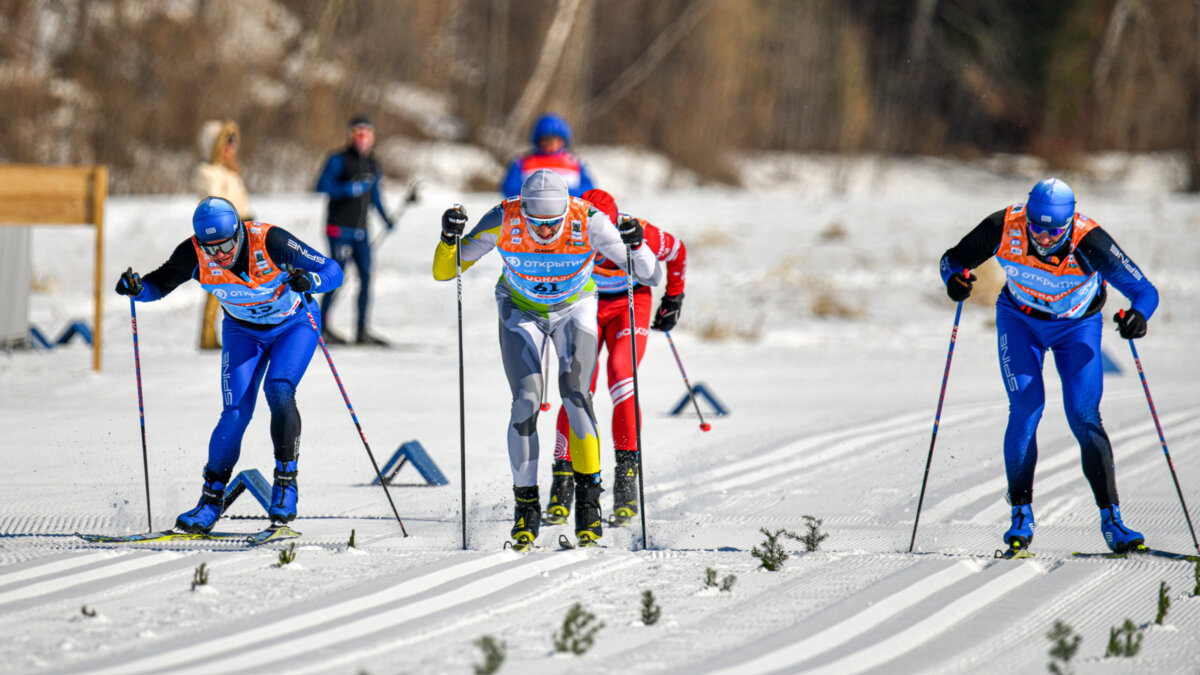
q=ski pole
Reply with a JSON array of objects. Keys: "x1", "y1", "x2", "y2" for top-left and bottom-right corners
[
  {"x1": 1121, "y1": 309, "x2": 1200, "y2": 554},
  {"x1": 301, "y1": 296, "x2": 408, "y2": 537},
  {"x1": 128, "y1": 294, "x2": 153, "y2": 532},
  {"x1": 908, "y1": 270, "x2": 968, "y2": 553},
  {"x1": 624, "y1": 236, "x2": 649, "y2": 550},
  {"x1": 663, "y1": 330, "x2": 712, "y2": 432},
  {"x1": 453, "y1": 205, "x2": 469, "y2": 550},
  {"x1": 371, "y1": 181, "x2": 420, "y2": 248},
  {"x1": 539, "y1": 335, "x2": 552, "y2": 411}
]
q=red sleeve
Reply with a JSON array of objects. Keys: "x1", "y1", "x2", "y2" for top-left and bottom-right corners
[{"x1": 642, "y1": 222, "x2": 687, "y2": 296}]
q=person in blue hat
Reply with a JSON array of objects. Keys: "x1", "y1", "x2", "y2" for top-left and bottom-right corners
[
  {"x1": 115, "y1": 197, "x2": 343, "y2": 534},
  {"x1": 939, "y1": 177, "x2": 1159, "y2": 554},
  {"x1": 500, "y1": 113, "x2": 596, "y2": 198}
]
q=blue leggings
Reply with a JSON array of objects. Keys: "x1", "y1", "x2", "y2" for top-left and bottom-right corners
[
  {"x1": 321, "y1": 230, "x2": 372, "y2": 331},
  {"x1": 996, "y1": 301, "x2": 1117, "y2": 507},
  {"x1": 205, "y1": 308, "x2": 319, "y2": 479}
]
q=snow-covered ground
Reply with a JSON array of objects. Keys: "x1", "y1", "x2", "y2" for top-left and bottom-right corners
[{"x1": 3, "y1": 156, "x2": 1200, "y2": 673}]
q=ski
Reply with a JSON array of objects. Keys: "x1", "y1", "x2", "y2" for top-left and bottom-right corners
[
  {"x1": 994, "y1": 547, "x2": 1035, "y2": 559},
  {"x1": 77, "y1": 525, "x2": 300, "y2": 547},
  {"x1": 1072, "y1": 546, "x2": 1199, "y2": 562},
  {"x1": 503, "y1": 539, "x2": 543, "y2": 553},
  {"x1": 558, "y1": 533, "x2": 604, "y2": 550}
]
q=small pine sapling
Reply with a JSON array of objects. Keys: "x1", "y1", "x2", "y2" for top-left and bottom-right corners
[
  {"x1": 797, "y1": 515, "x2": 829, "y2": 552},
  {"x1": 720, "y1": 574, "x2": 737, "y2": 592},
  {"x1": 1155, "y1": 581, "x2": 1170, "y2": 625},
  {"x1": 1105, "y1": 619, "x2": 1142, "y2": 658},
  {"x1": 553, "y1": 603, "x2": 605, "y2": 655},
  {"x1": 1047, "y1": 620, "x2": 1081, "y2": 675},
  {"x1": 705, "y1": 568, "x2": 718, "y2": 588},
  {"x1": 348, "y1": 529, "x2": 357, "y2": 548},
  {"x1": 641, "y1": 590, "x2": 661, "y2": 625},
  {"x1": 752, "y1": 527, "x2": 797, "y2": 571},
  {"x1": 80, "y1": 605, "x2": 97, "y2": 617},
  {"x1": 191, "y1": 562, "x2": 209, "y2": 590},
  {"x1": 472, "y1": 635, "x2": 506, "y2": 675},
  {"x1": 1193, "y1": 559, "x2": 1200, "y2": 596},
  {"x1": 277, "y1": 542, "x2": 296, "y2": 567}
]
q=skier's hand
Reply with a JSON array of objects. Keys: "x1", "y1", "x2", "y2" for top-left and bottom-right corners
[
  {"x1": 385, "y1": 217, "x2": 396, "y2": 232},
  {"x1": 652, "y1": 293, "x2": 684, "y2": 332},
  {"x1": 115, "y1": 267, "x2": 143, "y2": 297},
  {"x1": 1114, "y1": 308, "x2": 1147, "y2": 339},
  {"x1": 618, "y1": 216, "x2": 644, "y2": 248},
  {"x1": 441, "y1": 206, "x2": 467, "y2": 244},
  {"x1": 286, "y1": 267, "x2": 314, "y2": 293},
  {"x1": 946, "y1": 270, "x2": 973, "y2": 302},
  {"x1": 348, "y1": 179, "x2": 373, "y2": 198}
]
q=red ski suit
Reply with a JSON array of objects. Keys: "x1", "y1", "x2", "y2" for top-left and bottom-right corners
[{"x1": 554, "y1": 220, "x2": 687, "y2": 458}]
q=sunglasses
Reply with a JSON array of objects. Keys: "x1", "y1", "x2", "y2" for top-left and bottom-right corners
[
  {"x1": 1027, "y1": 220, "x2": 1069, "y2": 238},
  {"x1": 522, "y1": 204, "x2": 565, "y2": 229},
  {"x1": 200, "y1": 232, "x2": 240, "y2": 257}
]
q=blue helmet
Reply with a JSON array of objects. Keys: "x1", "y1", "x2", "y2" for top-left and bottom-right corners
[
  {"x1": 529, "y1": 113, "x2": 572, "y2": 148},
  {"x1": 1026, "y1": 178, "x2": 1076, "y2": 229},
  {"x1": 192, "y1": 196, "x2": 241, "y2": 243}
]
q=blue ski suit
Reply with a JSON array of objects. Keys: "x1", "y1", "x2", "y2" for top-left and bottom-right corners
[
  {"x1": 130, "y1": 224, "x2": 342, "y2": 481},
  {"x1": 941, "y1": 206, "x2": 1158, "y2": 507}
]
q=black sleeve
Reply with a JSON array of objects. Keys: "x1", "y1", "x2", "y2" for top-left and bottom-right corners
[
  {"x1": 140, "y1": 239, "x2": 200, "y2": 298},
  {"x1": 939, "y1": 210, "x2": 1005, "y2": 282}
]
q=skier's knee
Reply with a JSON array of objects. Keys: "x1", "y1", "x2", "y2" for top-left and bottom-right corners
[{"x1": 263, "y1": 380, "x2": 297, "y2": 412}]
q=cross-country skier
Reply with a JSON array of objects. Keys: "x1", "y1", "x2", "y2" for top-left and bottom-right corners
[
  {"x1": 115, "y1": 196, "x2": 343, "y2": 533},
  {"x1": 434, "y1": 170, "x2": 660, "y2": 548},
  {"x1": 940, "y1": 177, "x2": 1158, "y2": 553},
  {"x1": 500, "y1": 113, "x2": 595, "y2": 198},
  {"x1": 315, "y1": 114, "x2": 395, "y2": 345},
  {"x1": 548, "y1": 189, "x2": 688, "y2": 527}
]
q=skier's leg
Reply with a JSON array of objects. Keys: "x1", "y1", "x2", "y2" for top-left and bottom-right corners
[
  {"x1": 1050, "y1": 314, "x2": 1117, "y2": 506},
  {"x1": 351, "y1": 234, "x2": 373, "y2": 340},
  {"x1": 548, "y1": 307, "x2": 605, "y2": 524},
  {"x1": 261, "y1": 313, "x2": 320, "y2": 523},
  {"x1": 178, "y1": 321, "x2": 266, "y2": 532},
  {"x1": 496, "y1": 295, "x2": 547, "y2": 487},
  {"x1": 496, "y1": 294, "x2": 547, "y2": 541},
  {"x1": 550, "y1": 296, "x2": 604, "y2": 543},
  {"x1": 996, "y1": 303, "x2": 1048, "y2": 547}
]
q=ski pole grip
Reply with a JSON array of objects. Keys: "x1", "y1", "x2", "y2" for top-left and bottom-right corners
[
  {"x1": 963, "y1": 269, "x2": 970, "y2": 280},
  {"x1": 452, "y1": 203, "x2": 466, "y2": 217},
  {"x1": 1119, "y1": 308, "x2": 1125, "y2": 320}
]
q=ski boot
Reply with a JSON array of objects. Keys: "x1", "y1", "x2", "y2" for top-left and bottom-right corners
[
  {"x1": 268, "y1": 460, "x2": 298, "y2": 525},
  {"x1": 609, "y1": 450, "x2": 639, "y2": 527},
  {"x1": 1003, "y1": 503, "x2": 1035, "y2": 551},
  {"x1": 574, "y1": 471, "x2": 604, "y2": 547},
  {"x1": 175, "y1": 468, "x2": 230, "y2": 534},
  {"x1": 544, "y1": 460, "x2": 574, "y2": 525},
  {"x1": 1100, "y1": 504, "x2": 1144, "y2": 553},
  {"x1": 511, "y1": 485, "x2": 541, "y2": 551},
  {"x1": 355, "y1": 328, "x2": 389, "y2": 346}
]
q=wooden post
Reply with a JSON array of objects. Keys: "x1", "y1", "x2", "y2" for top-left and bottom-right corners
[{"x1": 0, "y1": 164, "x2": 109, "y2": 371}]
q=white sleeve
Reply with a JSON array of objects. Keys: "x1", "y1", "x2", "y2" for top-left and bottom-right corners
[{"x1": 590, "y1": 214, "x2": 663, "y2": 287}]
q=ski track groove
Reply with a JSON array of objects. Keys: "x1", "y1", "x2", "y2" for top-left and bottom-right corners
[
  {"x1": 0, "y1": 551, "x2": 186, "y2": 613},
  {"x1": 72, "y1": 549, "x2": 624, "y2": 675}
]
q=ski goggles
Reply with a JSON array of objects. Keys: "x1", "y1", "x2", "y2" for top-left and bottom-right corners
[
  {"x1": 1027, "y1": 219, "x2": 1070, "y2": 238},
  {"x1": 522, "y1": 205, "x2": 566, "y2": 230},
  {"x1": 199, "y1": 229, "x2": 242, "y2": 257}
]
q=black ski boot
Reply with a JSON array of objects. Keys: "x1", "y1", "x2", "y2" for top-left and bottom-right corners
[
  {"x1": 511, "y1": 485, "x2": 541, "y2": 550},
  {"x1": 544, "y1": 460, "x2": 574, "y2": 525},
  {"x1": 610, "y1": 451, "x2": 639, "y2": 527},
  {"x1": 574, "y1": 471, "x2": 603, "y2": 547}
]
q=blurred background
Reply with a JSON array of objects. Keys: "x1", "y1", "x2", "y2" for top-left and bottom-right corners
[{"x1": 3, "y1": 0, "x2": 1199, "y2": 194}]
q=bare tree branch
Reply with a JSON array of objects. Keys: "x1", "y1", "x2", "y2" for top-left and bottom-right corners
[{"x1": 586, "y1": 0, "x2": 715, "y2": 119}]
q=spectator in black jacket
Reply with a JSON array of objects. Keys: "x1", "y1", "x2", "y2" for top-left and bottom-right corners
[{"x1": 315, "y1": 115, "x2": 394, "y2": 345}]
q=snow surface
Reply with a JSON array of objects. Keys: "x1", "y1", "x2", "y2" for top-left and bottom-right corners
[{"x1": 3, "y1": 156, "x2": 1200, "y2": 673}]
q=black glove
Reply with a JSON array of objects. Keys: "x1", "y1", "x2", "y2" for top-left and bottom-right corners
[
  {"x1": 287, "y1": 268, "x2": 313, "y2": 293},
  {"x1": 618, "y1": 217, "x2": 644, "y2": 248},
  {"x1": 946, "y1": 270, "x2": 974, "y2": 302},
  {"x1": 1114, "y1": 308, "x2": 1147, "y2": 339},
  {"x1": 115, "y1": 267, "x2": 143, "y2": 297},
  {"x1": 441, "y1": 206, "x2": 467, "y2": 244},
  {"x1": 652, "y1": 293, "x2": 684, "y2": 332}
]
